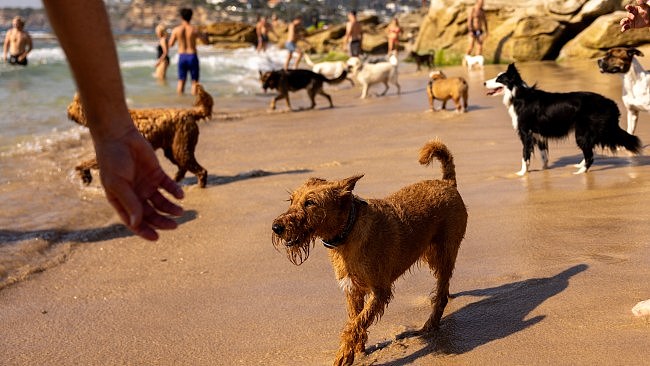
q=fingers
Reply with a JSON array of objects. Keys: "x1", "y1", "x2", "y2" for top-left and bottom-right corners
[{"x1": 159, "y1": 173, "x2": 184, "y2": 200}]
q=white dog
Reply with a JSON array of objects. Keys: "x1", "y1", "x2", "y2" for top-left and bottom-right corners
[
  {"x1": 303, "y1": 53, "x2": 354, "y2": 86},
  {"x1": 463, "y1": 54, "x2": 484, "y2": 71},
  {"x1": 346, "y1": 53, "x2": 400, "y2": 99},
  {"x1": 598, "y1": 47, "x2": 650, "y2": 135}
]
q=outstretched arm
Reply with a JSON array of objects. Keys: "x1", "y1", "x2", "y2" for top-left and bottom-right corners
[{"x1": 42, "y1": 0, "x2": 184, "y2": 241}]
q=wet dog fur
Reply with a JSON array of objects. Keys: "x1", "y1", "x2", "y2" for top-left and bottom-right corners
[
  {"x1": 67, "y1": 84, "x2": 213, "y2": 187},
  {"x1": 271, "y1": 140, "x2": 467, "y2": 366}
]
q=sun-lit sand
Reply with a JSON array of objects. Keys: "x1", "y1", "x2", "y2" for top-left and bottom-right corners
[{"x1": 1, "y1": 60, "x2": 649, "y2": 365}]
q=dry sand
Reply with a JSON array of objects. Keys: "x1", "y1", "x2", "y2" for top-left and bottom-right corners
[{"x1": 1, "y1": 60, "x2": 650, "y2": 365}]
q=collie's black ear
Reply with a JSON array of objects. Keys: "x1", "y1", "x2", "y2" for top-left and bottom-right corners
[
  {"x1": 628, "y1": 48, "x2": 644, "y2": 58},
  {"x1": 507, "y1": 63, "x2": 517, "y2": 72}
]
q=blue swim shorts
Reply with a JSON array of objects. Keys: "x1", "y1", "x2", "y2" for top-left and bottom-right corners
[
  {"x1": 178, "y1": 53, "x2": 200, "y2": 81},
  {"x1": 285, "y1": 41, "x2": 297, "y2": 53}
]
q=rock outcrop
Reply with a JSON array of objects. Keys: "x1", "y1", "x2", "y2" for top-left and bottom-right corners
[{"x1": 415, "y1": 0, "x2": 633, "y2": 63}]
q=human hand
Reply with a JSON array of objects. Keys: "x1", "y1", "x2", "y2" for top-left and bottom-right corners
[
  {"x1": 621, "y1": 0, "x2": 650, "y2": 32},
  {"x1": 93, "y1": 127, "x2": 184, "y2": 241}
]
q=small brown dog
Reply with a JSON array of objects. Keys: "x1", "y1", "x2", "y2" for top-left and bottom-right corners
[
  {"x1": 426, "y1": 70, "x2": 469, "y2": 113},
  {"x1": 272, "y1": 140, "x2": 467, "y2": 366},
  {"x1": 67, "y1": 84, "x2": 213, "y2": 188}
]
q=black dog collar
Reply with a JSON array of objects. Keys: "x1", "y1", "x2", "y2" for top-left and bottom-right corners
[{"x1": 322, "y1": 197, "x2": 363, "y2": 249}]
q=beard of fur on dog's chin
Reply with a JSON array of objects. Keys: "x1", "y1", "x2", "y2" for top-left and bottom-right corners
[{"x1": 271, "y1": 233, "x2": 314, "y2": 266}]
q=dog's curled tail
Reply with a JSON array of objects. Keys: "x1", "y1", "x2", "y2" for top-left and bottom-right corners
[
  {"x1": 193, "y1": 84, "x2": 214, "y2": 120},
  {"x1": 302, "y1": 53, "x2": 315, "y2": 67},
  {"x1": 419, "y1": 139, "x2": 457, "y2": 186}
]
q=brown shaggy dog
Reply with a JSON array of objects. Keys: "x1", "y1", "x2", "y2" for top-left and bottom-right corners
[
  {"x1": 272, "y1": 140, "x2": 467, "y2": 366},
  {"x1": 427, "y1": 70, "x2": 469, "y2": 113},
  {"x1": 67, "y1": 84, "x2": 213, "y2": 187}
]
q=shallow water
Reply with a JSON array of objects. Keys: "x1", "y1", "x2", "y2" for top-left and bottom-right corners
[{"x1": 0, "y1": 36, "x2": 291, "y2": 288}]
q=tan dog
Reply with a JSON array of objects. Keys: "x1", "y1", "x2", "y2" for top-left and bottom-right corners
[
  {"x1": 272, "y1": 140, "x2": 467, "y2": 366},
  {"x1": 68, "y1": 84, "x2": 213, "y2": 187},
  {"x1": 427, "y1": 70, "x2": 469, "y2": 113}
]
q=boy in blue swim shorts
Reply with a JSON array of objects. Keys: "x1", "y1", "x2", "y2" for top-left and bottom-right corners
[{"x1": 169, "y1": 8, "x2": 207, "y2": 95}]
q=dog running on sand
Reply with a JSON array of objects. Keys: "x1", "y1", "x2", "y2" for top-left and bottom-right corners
[
  {"x1": 427, "y1": 70, "x2": 469, "y2": 113},
  {"x1": 259, "y1": 69, "x2": 348, "y2": 111},
  {"x1": 67, "y1": 84, "x2": 213, "y2": 187},
  {"x1": 272, "y1": 140, "x2": 467, "y2": 366},
  {"x1": 346, "y1": 53, "x2": 401, "y2": 99},
  {"x1": 484, "y1": 63, "x2": 641, "y2": 175}
]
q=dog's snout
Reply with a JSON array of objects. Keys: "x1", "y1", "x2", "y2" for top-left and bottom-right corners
[{"x1": 272, "y1": 223, "x2": 285, "y2": 235}]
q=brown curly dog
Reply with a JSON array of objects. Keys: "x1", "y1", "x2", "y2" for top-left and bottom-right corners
[{"x1": 67, "y1": 84, "x2": 213, "y2": 187}]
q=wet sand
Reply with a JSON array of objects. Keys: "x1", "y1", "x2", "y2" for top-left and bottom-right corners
[{"x1": 1, "y1": 59, "x2": 650, "y2": 365}]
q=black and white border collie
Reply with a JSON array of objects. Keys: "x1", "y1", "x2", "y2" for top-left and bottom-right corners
[{"x1": 484, "y1": 63, "x2": 642, "y2": 175}]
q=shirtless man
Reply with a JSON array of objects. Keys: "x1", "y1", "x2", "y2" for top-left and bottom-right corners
[
  {"x1": 284, "y1": 16, "x2": 305, "y2": 70},
  {"x1": 343, "y1": 10, "x2": 363, "y2": 57},
  {"x1": 3, "y1": 16, "x2": 33, "y2": 66},
  {"x1": 466, "y1": 0, "x2": 488, "y2": 56},
  {"x1": 256, "y1": 16, "x2": 277, "y2": 53},
  {"x1": 169, "y1": 8, "x2": 207, "y2": 95}
]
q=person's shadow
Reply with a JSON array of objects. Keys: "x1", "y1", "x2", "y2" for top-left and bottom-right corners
[{"x1": 368, "y1": 264, "x2": 588, "y2": 365}]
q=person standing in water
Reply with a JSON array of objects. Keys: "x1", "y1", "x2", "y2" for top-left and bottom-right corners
[
  {"x1": 154, "y1": 24, "x2": 170, "y2": 81},
  {"x1": 283, "y1": 16, "x2": 306, "y2": 70},
  {"x1": 465, "y1": 0, "x2": 488, "y2": 56},
  {"x1": 169, "y1": 8, "x2": 208, "y2": 95},
  {"x1": 3, "y1": 16, "x2": 33, "y2": 66},
  {"x1": 386, "y1": 17, "x2": 401, "y2": 55}
]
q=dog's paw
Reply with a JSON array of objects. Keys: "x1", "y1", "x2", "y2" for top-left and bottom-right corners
[
  {"x1": 333, "y1": 348, "x2": 355, "y2": 366},
  {"x1": 573, "y1": 166, "x2": 588, "y2": 175}
]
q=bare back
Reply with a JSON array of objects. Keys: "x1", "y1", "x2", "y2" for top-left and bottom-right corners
[{"x1": 171, "y1": 23, "x2": 198, "y2": 54}]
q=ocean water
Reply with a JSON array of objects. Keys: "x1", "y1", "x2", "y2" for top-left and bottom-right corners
[{"x1": 0, "y1": 34, "x2": 288, "y2": 289}]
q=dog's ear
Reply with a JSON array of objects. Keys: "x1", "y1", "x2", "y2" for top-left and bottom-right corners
[
  {"x1": 628, "y1": 48, "x2": 644, "y2": 57},
  {"x1": 338, "y1": 174, "x2": 364, "y2": 194},
  {"x1": 507, "y1": 63, "x2": 517, "y2": 72}
]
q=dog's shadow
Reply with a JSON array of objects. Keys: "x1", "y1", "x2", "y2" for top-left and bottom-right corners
[
  {"x1": 550, "y1": 152, "x2": 650, "y2": 172},
  {"x1": 0, "y1": 210, "x2": 199, "y2": 245},
  {"x1": 181, "y1": 169, "x2": 312, "y2": 187},
  {"x1": 364, "y1": 264, "x2": 588, "y2": 365}
]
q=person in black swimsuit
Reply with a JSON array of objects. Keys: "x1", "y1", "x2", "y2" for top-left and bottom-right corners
[{"x1": 154, "y1": 24, "x2": 169, "y2": 81}]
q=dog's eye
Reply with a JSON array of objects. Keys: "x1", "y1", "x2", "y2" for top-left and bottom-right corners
[{"x1": 304, "y1": 199, "x2": 315, "y2": 207}]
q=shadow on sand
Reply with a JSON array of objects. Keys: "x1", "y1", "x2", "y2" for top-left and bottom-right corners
[
  {"x1": 367, "y1": 264, "x2": 588, "y2": 365},
  {"x1": 182, "y1": 168, "x2": 311, "y2": 187},
  {"x1": 0, "y1": 210, "x2": 199, "y2": 245}
]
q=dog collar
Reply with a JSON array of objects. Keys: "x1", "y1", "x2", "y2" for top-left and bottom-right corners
[{"x1": 322, "y1": 197, "x2": 362, "y2": 249}]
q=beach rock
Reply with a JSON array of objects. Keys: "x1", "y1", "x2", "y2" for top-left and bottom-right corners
[
  {"x1": 559, "y1": 11, "x2": 650, "y2": 60},
  {"x1": 202, "y1": 22, "x2": 256, "y2": 45},
  {"x1": 415, "y1": 0, "x2": 630, "y2": 62}
]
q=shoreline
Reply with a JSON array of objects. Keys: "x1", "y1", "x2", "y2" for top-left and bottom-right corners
[{"x1": 1, "y1": 61, "x2": 650, "y2": 364}]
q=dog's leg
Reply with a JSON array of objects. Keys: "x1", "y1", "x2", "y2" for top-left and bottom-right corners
[
  {"x1": 380, "y1": 81, "x2": 389, "y2": 96},
  {"x1": 574, "y1": 146, "x2": 594, "y2": 174},
  {"x1": 361, "y1": 84, "x2": 369, "y2": 99},
  {"x1": 537, "y1": 138, "x2": 549, "y2": 170},
  {"x1": 173, "y1": 131, "x2": 208, "y2": 187},
  {"x1": 517, "y1": 132, "x2": 533, "y2": 176},
  {"x1": 270, "y1": 94, "x2": 283, "y2": 110},
  {"x1": 627, "y1": 109, "x2": 639, "y2": 135},
  {"x1": 344, "y1": 286, "x2": 368, "y2": 354},
  {"x1": 75, "y1": 158, "x2": 98, "y2": 185},
  {"x1": 307, "y1": 88, "x2": 317, "y2": 109},
  {"x1": 335, "y1": 287, "x2": 392, "y2": 366},
  {"x1": 318, "y1": 89, "x2": 334, "y2": 108}
]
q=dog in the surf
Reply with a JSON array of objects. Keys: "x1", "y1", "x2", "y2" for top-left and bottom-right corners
[
  {"x1": 346, "y1": 52, "x2": 401, "y2": 99},
  {"x1": 598, "y1": 47, "x2": 650, "y2": 135},
  {"x1": 303, "y1": 53, "x2": 354, "y2": 86},
  {"x1": 484, "y1": 63, "x2": 642, "y2": 175},
  {"x1": 259, "y1": 69, "x2": 347, "y2": 111},
  {"x1": 427, "y1": 70, "x2": 468, "y2": 113}
]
